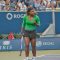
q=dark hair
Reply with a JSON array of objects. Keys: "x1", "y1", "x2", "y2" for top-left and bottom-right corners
[{"x1": 27, "y1": 7, "x2": 34, "y2": 15}]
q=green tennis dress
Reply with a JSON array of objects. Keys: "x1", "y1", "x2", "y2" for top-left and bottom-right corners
[{"x1": 22, "y1": 15, "x2": 40, "y2": 39}]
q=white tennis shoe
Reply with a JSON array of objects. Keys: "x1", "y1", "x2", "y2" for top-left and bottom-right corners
[
  {"x1": 24, "y1": 57, "x2": 30, "y2": 60},
  {"x1": 32, "y1": 57, "x2": 36, "y2": 60}
]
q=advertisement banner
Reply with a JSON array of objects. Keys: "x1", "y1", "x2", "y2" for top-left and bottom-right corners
[
  {"x1": 0, "y1": 12, "x2": 52, "y2": 34},
  {"x1": 0, "y1": 39, "x2": 21, "y2": 51},
  {"x1": 0, "y1": 38, "x2": 60, "y2": 51},
  {"x1": 55, "y1": 12, "x2": 60, "y2": 34}
]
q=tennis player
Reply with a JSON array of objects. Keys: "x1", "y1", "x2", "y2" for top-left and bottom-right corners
[{"x1": 21, "y1": 7, "x2": 40, "y2": 60}]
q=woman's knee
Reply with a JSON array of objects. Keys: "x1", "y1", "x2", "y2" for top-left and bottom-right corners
[
  {"x1": 32, "y1": 45, "x2": 36, "y2": 49},
  {"x1": 25, "y1": 43, "x2": 29, "y2": 49},
  {"x1": 26, "y1": 44, "x2": 29, "y2": 47},
  {"x1": 31, "y1": 40, "x2": 36, "y2": 47},
  {"x1": 24, "y1": 37, "x2": 30, "y2": 48}
]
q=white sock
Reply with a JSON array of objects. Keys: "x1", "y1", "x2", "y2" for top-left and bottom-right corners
[
  {"x1": 33, "y1": 56, "x2": 36, "y2": 59},
  {"x1": 25, "y1": 57, "x2": 29, "y2": 59}
]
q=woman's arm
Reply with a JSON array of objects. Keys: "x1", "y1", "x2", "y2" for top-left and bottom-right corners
[
  {"x1": 34, "y1": 15, "x2": 40, "y2": 26},
  {"x1": 21, "y1": 16, "x2": 26, "y2": 34}
]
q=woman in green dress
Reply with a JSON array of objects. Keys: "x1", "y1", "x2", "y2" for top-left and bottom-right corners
[{"x1": 22, "y1": 7, "x2": 40, "y2": 60}]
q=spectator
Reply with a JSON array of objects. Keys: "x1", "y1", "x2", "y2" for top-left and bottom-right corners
[
  {"x1": 17, "y1": 1, "x2": 27, "y2": 12},
  {"x1": 8, "y1": 32, "x2": 14, "y2": 40},
  {"x1": 0, "y1": 0, "x2": 5, "y2": 11},
  {"x1": 4, "y1": 0, "x2": 10, "y2": 11},
  {"x1": 4, "y1": 0, "x2": 10, "y2": 5},
  {"x1": 20, "y1": 1, "x2": 27, "y2": 11},
  {"x1": 56, "y1": 0, "x2": 60, "y2": 7},
  {"x1": 17, "y1": 1, "x2": 22, "y2": 6},
  {"x1": 16, "y1": 5, "x2": 20, "y2": 11},
  {"x1": 25, "y1": 0, "x2": 34, "y2": 7},
  {"x1": 0, "y1": 1, "x2": 2, "y2": 11},
  {"x1": 50, "y1": 0, "x2": 57, "y2": 9},
  {"x1": 33, "y1": 0, "x2": 40, "y2": 10},
  {"x1": 33, "y1": 0, "x2": 46, "y2": 11},
  {"x1": 5, "y1": 5, "x2": 10, "y2": 11},
  {"x1": 39, "y1": 0, "x2": 46, "y2": 11},
  {"x1": 25, "y1": 2, "x2": 32, "y2": 8},
  {"x1": 46, "y1": 0, "x2": 56, "y2": 9},
  {"x1": 43, "y1": 0, "x2": 51, "y2": 8},
  {"x1": 10, "y1": 1, "x2": 16, "y2": 11}
]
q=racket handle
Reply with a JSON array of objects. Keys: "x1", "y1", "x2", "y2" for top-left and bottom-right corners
[{"x1": 20, "y1": 50, "x2": 22, "y2": 56}]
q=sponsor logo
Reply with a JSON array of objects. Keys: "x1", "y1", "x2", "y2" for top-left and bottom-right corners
[
  {"x1": 36, "y1": 41, "x2": 42, "y2": 47},
  {"x1": 3, "y1": 41, "x2": 10, "y2": 45},
  {"x1": 0, "y1": 45, "x2": 12, "y2": 50},
  {"x1": 36, "y1": 41, "x2": 55, "y2": 47},
  {"x1": 0, "y1": 41, "x2": 12, "y2": 50},
  {"x1": 6, "y1": 13, "x2": 25, "y2": 20},
  {"x1": 43, "y1": 42, "x2": 55, "y2": 46}
]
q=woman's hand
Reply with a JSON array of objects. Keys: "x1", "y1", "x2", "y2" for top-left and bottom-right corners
[
  {"x1": 34, "y1": 21, "x2": 39, "y2": 26},
  {"x1": 21, "y1": 28, "x2": 24, "y2": 35},
  {"x1": 34, "y1": 21, "x2": 37, "y2": 26},
  {"x1": 34, "y1": 21, "x2": 37, "y2": 24}
]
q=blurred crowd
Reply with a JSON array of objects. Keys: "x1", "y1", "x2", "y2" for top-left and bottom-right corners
[{"x1": 0, "y1": 0, "x2": 60, "y2": 12}]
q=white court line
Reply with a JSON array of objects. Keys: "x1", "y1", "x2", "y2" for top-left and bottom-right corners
[
  {"x1": 36, "y1": 54, "x2": 47, "y2": 58},
  {"x1": 26, "y1": 54, "x2": 60, "y2": 60},
  {"x1": 43, "y1": 54, "x2": 60, "y2": 56},
  {"x1": 26, "y1": 55, "x2": 47, "y2": 60},
  {"x1": 36, "y1": 54, "x2": 60, "y2": 58}
]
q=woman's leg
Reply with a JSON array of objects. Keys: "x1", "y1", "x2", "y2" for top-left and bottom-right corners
[
  {"x1": 31, "y1": 38, "x2": 36, "y2": 57},
  {"x1": 24, "y1": 37, "x2": 30, "y2": 57}
]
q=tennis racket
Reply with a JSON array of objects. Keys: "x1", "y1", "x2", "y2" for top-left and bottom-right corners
[{"x1": 20, "y1": 36, "x2": 23, "y2": 56}]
